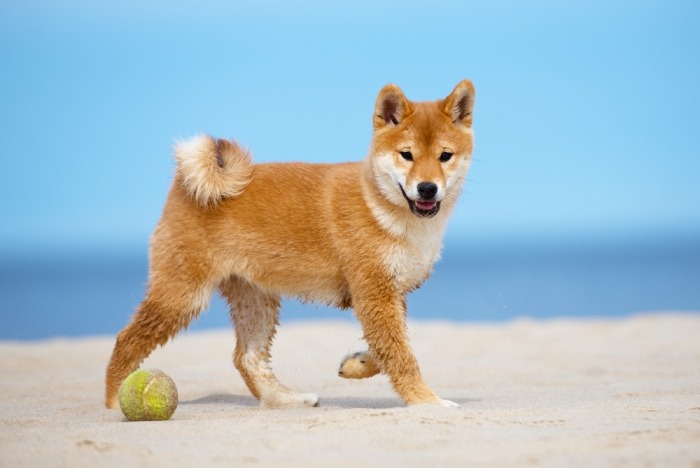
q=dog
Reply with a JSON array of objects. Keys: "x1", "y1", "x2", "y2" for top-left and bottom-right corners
[{"x1": 105, "y1": 80, "x2": 475, "y2": 409}]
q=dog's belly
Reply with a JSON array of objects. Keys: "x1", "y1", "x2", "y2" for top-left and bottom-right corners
[
  {"x1": 274, "y1": 269, "x2": 350, "y2": 306},
  {"x1": 268, "y1": 275, "x2": 351, "y2": 309},
  {"x1": 230, "y1": 257, "x2": 351, "y2": 309}
]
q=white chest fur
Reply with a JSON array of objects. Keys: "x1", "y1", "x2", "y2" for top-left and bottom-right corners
[
  {"x1": 361, "y1": 173, "x2": 453, "y2": 293},
  {"x1": 381, "y1": 213, "x2": 449, "y2": 292}
]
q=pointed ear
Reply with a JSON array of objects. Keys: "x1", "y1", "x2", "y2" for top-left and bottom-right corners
[
  {"x1": 373, "y1": 84, "x2": 414, "y2": 129},
  {"x1": 442, "y1": 79, "x2": 475, "y2": 127}
]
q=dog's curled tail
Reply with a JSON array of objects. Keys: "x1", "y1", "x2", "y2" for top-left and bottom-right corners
[{"x1": 174, "y1": 134, "x2": 254, "y2": 207}]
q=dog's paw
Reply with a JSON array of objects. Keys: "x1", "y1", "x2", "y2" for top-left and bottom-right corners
[
  {"x1": 412, "y1": 398, "x2": 461, "y2": 408},
  {"x1": 260, "y1": 391, "x2": 320, "y2": 408},
  {"x1": 105, "y1": 395, "x2": 119, "y2": 410},
  {"x1": 439, "y1": 399, "x2": 460, "y2": 408},
  {"x1": 338, "y1": 351, "x2": 381, "y2": 379}
]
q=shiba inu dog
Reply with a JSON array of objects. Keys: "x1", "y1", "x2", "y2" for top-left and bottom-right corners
[{"x1": 105, "y1": 80, "x2": 475, "y2": 409}]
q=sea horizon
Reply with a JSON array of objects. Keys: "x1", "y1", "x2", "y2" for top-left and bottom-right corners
[{"x1": 2, "y1": 236, "x2": 699, "y2": 340}]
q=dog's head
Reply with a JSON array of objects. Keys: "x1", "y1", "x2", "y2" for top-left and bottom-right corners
[{"x1": 368, "y1": 80, "x2": 475, "y2": 218}]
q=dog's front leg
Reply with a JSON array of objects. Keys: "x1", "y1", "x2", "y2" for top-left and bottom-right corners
[{"x1": 350, "y1": 277, "x2": 458, "y2": 407}]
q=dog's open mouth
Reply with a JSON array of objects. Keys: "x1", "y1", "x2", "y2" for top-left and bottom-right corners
[{"x1": 398, "y1": 184, "x2": 441, "y2": 218}]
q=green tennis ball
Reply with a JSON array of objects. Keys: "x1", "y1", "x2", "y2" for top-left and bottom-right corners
[{"x1": 118, "y1": 369, "x2": 178, "y2": 421}]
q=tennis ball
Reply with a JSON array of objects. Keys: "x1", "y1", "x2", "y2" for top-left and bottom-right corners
[{"x1": 118, "y1": 369, "x2": 178, "y2": 421}]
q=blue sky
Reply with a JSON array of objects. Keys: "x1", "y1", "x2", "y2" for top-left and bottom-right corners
[{"x1": 1, "y1": 0, "x2": 699, "y2": 255}]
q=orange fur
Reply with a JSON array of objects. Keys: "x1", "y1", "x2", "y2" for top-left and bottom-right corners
[{"x1": 106, "y1": 80, "x2": 476, "y2": 408}]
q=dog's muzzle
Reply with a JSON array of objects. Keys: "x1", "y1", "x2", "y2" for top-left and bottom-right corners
[{"x1": 398, "y1": 183, "x2": 441, "y2": 218}]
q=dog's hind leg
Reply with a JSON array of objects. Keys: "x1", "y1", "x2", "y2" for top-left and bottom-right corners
[
  {"x1": 105, "y1": 262, "x2": 215, "y2": 408},
  {"x1": 220, "y1": 276, "x2": 319, "y2": 408}
]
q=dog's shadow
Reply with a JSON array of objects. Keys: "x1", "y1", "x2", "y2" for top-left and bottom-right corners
[
  {"x1": 321, "y1": 396, "x2": 481, "y2": 409},
  {"x1": 180, "y1": 393, "x2": 257, "y2": 407},
  {"x1": 181, "y1": 394, "x2": 479, "y2": 409},
  {"x1": 180, "y1": 393, "x2": 398, "y2": 409}
]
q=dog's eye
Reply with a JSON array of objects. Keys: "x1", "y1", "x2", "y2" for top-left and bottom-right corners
[
  {"x1": 439, "y1": 151, "x2": 453, "y2": 162},
  {"x1": 399, "y1": 151, "x2": 413, "y2": 161}
]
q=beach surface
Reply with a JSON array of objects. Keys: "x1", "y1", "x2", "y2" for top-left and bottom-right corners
[{"x1": 1, "y1": 313, "x2": 699, "y2": 467}]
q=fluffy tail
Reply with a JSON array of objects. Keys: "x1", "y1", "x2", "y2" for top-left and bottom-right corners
[{"x1": 174, "y1": 134, "x2": 253, "y2": 207}]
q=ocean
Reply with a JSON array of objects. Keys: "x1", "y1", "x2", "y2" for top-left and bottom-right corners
[{"x1": 1, "y1": 240, "x2": 699, "y2": 340}]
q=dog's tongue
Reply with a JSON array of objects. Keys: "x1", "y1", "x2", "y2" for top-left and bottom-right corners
[{"x1": 416, "y1": 201, "x2": 436, "y2": 211}]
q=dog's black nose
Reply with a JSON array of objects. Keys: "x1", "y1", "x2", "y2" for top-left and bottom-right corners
[{"x1": 417, "y1": 182, "x2": 438, "y2": 200}]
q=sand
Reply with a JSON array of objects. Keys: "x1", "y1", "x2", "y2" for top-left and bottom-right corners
[{"x1": 1, "y1": 313, "x2": 699, "y2": 467}]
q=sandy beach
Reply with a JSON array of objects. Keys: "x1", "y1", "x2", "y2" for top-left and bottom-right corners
[{"x1": 1, "y1": 312, "x2": 699, "y2": 467}]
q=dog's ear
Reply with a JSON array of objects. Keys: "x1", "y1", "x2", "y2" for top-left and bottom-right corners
[
  {"x1": 374, "y1": 84, "x2": 414, "y2": 129},
  {"x1": 442, "y1": 80, "x2": 475, "y2": 127}
]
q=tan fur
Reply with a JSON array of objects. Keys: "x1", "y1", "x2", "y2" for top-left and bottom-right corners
[
  {"x1": 338, "y1": 351, "x2": 381, "y2": 379},
  {"x1": 175, "y1": 134, "x2": 253, "y2": 207},
  {"x1": 106, "y1": 80, "x2": 475, "y2": 409}
]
